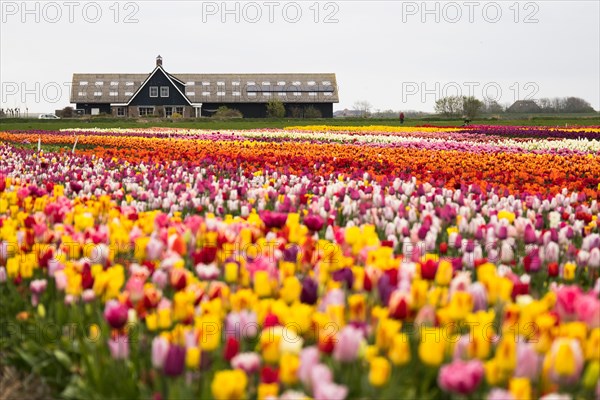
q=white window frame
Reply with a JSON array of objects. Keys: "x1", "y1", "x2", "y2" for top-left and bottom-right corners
[
  {"x1": 150, "y1": 86, "x2": 159, "y2": 97},
  {"x1": 232, "y1": 91, "x2": 241, "y2": 96},
  {"x1": 78, "y1": 91, "x2": 86, "y2": 97},
  {"x1": 292, "y1": 81, "x2": 301, "y2": 86},
  {"x1": 232, "y1": 81, "x2": 240, "y2": 86},
  {"x1": 125, "y1": 91, "x2": 133, "y2": 96},
  {"x1": 309, "y1": 92, "x2": 317, "y2": 96},
  {"x1": 109, "y1": 91, "x2": 118, "y2": 96},
  {"x1": 217, "y1": 91, "x2": 225, "y2": 96},
  {"x1": 93, "y1": 91, "x2": 102, "y2": 96},
  {"x1": 79, "y1": 81, "x2": 88, "y2": 86},
  {"x1": 175, "y1": 107, "x2": 184, "y2": 116},
  {"x1": 186, "y1": 91, "x2": 195, "y2": 96},
  {"x1": 324, "y1": 92, "x2": 333, "y2": 96},
  {"x1": 185, "y1": 81, "x2": 195, "y2": 86},
  {"x1": 95, "y1": 81, "x2": 103, "y2": 86},
  {"x1": 202, "y1": 91, "x2": 211, "y2": 96},
  {"x1": 322, "y1": 81, "x2": 331, "y2": 85},
  {"x1": 277, "y1": 81, "x2": 286, "y2": 85},
  {"x1": 263, "y1": 92, "x2": 271, "y2": 97},
  {"x1": 160, "y1": 86, "x2": 169, "y2": 97},
  {"x1": 248, "y1": 92, "x2": 257, "y2": 97},
  {"x1": 138, "y1": 107, "x2": 154, "y2": 116},
  {"x1": 117, "y1": 107, "x2": 125, "y2": 116},
  {"x1": 165, "y1": 107, "x2": 173, "y2": 117},
  {"x1": 278, "y1": 92, "x2": 286, "y2": 96},
  {"x1": 247, "y1": 81, "x2": 256, "y2": 86},
  {"x1": 202, "y1": 81, "x2": 210, "y2": 86},
  {"x1": 126, "y1": 82, "x2": 134, "y2": 86},
  {"x1": 307, "y1": 81, "x2": 316, "y2": 86},
  {"x1": 293, "y1": 92, "x2": 302, "y2": 96},
  {"x1": 217, "y1": 81, "x2": 225, "y2": 86},
  {"x1": 110, "y1": 81, "x2": 119, "y2": 86},
  {"x1": 262, "y1": 81, "x2": 270, "y2": 86}
]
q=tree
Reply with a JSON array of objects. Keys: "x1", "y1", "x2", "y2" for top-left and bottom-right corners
[
  {"x1": 352, "y1": 100, "x2": 372, "y2": 118},
  {"x1": 434, "y1": 96, "x2": 462, "y2": 117},
  {"x1": 266, "y1": 99, "x2": 285, "y2": 118},
  {"x1": 304, "y1": 106, "x2": 322, "y2": 118},
  {"x1": 482, "y1": 99, "x2": 504, "y2": 114},
  {"x1": 213, "y1": 106, "x2": 243, "y2": 119},
  {"x1": 462, "y1": 96, "x2": 484, "y2": 119},
  {"x1": 61, "y1": 106, "x2": 74, "y2": 118},
  {"x1": 563, "y1": 97, "x2": 595, "y2": 113}
]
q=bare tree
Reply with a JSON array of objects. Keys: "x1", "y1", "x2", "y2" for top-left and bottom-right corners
[{"x1": 353, "y1": 100, "x2": 372, "y2": 118}]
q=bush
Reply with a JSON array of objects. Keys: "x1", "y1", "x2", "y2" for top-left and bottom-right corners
[
  {"x1": 213, "y1": 106, "x2": 243, "y2": 119},
  {"x1": 289, "y1": 106, "x2": 303, "y2": 118},
  {"x1": 304, "y1": 106, "x2": 322, "y2": 118},
  {"x1": 266, "y1": 99, "x2": 285, "y2": 118},
  {"x1": 171, "y1": 112, "x2": 183, "y2": 119}
]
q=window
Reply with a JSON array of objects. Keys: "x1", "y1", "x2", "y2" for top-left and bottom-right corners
[
  {"x1": 79, "y1": 81, "x2": 88, "y2": 85},
  {"x1": 175, "y1": 107, "x2": 184, "y2": 116},
  {"x1": 262, "y1": 81, "x2": 270, "y2": 85},
  {"x1": 202, "y1": 91, "x2": 211, "y2": 96},
  {"x1": 277, "y1": 81, "x2": 286, "y2": 85},
  {"x1": 95, "y1": 81, "x2": 103, "y2": 86},
  {"x1": 232, "y1": 82, "x2": 240, "y2": 86},
  {"x1": 186, "y1": 91, "x2": 195, "y2": 96},
  {"x1": 322, "y1": 81, "x2": 331, "y2": 85},
  {"x1": 126, "y1": 82, "x2": 134, "y2": 86},
  {"x1": 293, "y1": 92, "x2": 302, "y2": 96},
  {"x1": 216, "y1": 91, "x2": 225, "y2": 96},
  {"x1": 217, "y1": 81, "x2": 225, "y2": 86},
  {"x1": 93, "y1": 91, "x2": 102, "y2": 96},
  {"x1": 232, "y1": 91, "x2": 241, "y2": 96},
  {"x1": 165, "y1": 107, "x2": 173, "y2": 117},
  {"x1": 263, "y1": 92, "x2": 271, "y2": 97},
  {"x1": 278, "y1": 92, "x2": 286, "y2": 96},
  {"x1": 202, "y1": 82, "x2": 210, "y2": 86},
  {"x1": 324, "y1": 92, "x2": 333, "y2": 96},
  {"x1": 78, "y1": 92, "x2": 86, "y2": 96},
  {"x1": 150, "y1": 86, "x2": 158, "y2": 97},
  {"x1": 292, "y1": 81, "x2": 301, "y2": 86},
  {"x1": 307, "y1": 81, "x2": 316, "y2": 86},
  {"x1": 110, "y1": 81, "x2": 119, "y2": 86},
  {"x1": 125, "y1": 91, "x2": 133, "y2": 96},
  {"x1": 186, "y1": 81, "x2": 195, "y2": 86},
  {"x1": 110, "y1": 92, "x2": 118, "y2": 96},
  {"x1": 117, "y1": 107, "x2": 125, "y2": 116},
  {"x1": 247, "y1": 81, "x2": 256, "y2": 86},
  {"x1": 248, "y1": 92, "x2": 257, "y2": 97},
  {"x1": 309, "y1": 92, "x2": 317, "y2": 96},
  {"x1": 160, "y1": 86, "x2": 169, "y2": 97},
  {"x1": 138, "y1": 107, "x2": 154, "y2": 116}
]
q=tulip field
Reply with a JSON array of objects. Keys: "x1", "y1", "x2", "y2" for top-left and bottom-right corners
[{"x1": 1, "y1": 124, "x2": 599, "y2": 400}]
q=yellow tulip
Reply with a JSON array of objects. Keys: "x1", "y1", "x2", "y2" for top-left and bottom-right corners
[
  {"x1": 418, "y1": 327, "x2": 446, "y2": 366},
  {"x1": 185, "y1": 347, "x2": 200, "y2": 369},
  {"x1": 279, "y1": 353, "x2": 299, "y2": 385},
  {"x1": 211, "y1": 369, "x2": 248, "y2": 400},
  {"x1": 369, "y1": 357, "x2": 391, "y2": 387},
  {"x1": 389, "y1": 333, "x2": 411, "y2": 366},
  {"x1": 509, "y1": 378, "x2": 531, "y2": 400}
]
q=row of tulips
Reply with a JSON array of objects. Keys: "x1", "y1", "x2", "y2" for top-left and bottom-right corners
[{"x1": 0, "y1": 127, "x2": 599, "y2": 400}]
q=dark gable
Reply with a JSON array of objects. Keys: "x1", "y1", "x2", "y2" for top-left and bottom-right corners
[{"x1": 128, "y1": 68, "x2": 191, "y2": 106}]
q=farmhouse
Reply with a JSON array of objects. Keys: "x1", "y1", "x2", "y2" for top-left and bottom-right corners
[{"x1": 70, "y1": 56, "x2": 338, "y2": 118}]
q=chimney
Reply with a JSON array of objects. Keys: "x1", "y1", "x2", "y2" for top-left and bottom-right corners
[{"x1": 156, "y1": 55, "x2": 163, "y2": 67}]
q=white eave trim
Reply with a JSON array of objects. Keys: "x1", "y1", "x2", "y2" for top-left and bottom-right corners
[
  {"x1": 111, "y1": 103, "x2": 128, "y2": 106},
  {"x1": 124, "y1": 65, "x2": 193, "y2": 106}
]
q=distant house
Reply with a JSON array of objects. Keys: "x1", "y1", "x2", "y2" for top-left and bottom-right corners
[
  {"x1": 70, "y1": 56, "x2": 339, "y2": 118},
  {"x1": 506, "y1": 100, "x2": 542, "y2": 113}
]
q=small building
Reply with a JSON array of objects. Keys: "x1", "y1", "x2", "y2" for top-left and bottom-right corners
[
  {"x1": 506, "y1": 100, "x2": 542, "y2": 113},
  {"x1": 70, "y1": 56, "x2": 338, "y2": 118}
]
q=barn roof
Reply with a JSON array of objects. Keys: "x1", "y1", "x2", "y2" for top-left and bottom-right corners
[{"x1": 71, "y1": 71, "x2": 339, "y2": 104}]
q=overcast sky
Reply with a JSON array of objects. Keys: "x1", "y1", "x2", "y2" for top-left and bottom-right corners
[{"x1": 1, "y1": 0, "x2": 599, "y2": 113}]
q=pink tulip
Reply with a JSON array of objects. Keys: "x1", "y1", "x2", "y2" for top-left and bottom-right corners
[
  {"x1": 555, "y1": 285, "x2": 583, "y2": 322},
  {"x1": 333, "y1": 326, "x2": 364, "y2": 363},
  {"x1": 438, "y1": 359, "x2": 484, "y2": 395},
  {"x1": 230, "y1": 352, "x2": 261, "y2": 374},
  {"x1": 298, "y1": 346, "x2": 320, "y2": 386},
  {"x1": 104, "y1": 300, "x2": 129, "y2": 329},
  {"x1": 313, "y1": 382, "x2": 348, "y2": 400},
  {"x1": 108, "y1": 334, "x2": 129, "y2": 360},
  {"x1": 151, "y1": 336, "x2": 169, "y2": 369}
]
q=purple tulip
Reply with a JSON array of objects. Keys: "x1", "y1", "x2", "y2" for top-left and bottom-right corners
[
  {"x1": 332, "y1": 267, "x2": 354, "y2": 289},
  {"x1": 108, "y1": 334, "x2": 129, "y2": 360},
  {"x1": 300, "y1": 277, "x2": 318, "y2": 305},
  {"x1": 304, "y1": 214, "x2": 325, "y2": 231},
  {"x1": 163, "y1": 344, "x2": 186, "y2": 376}
]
